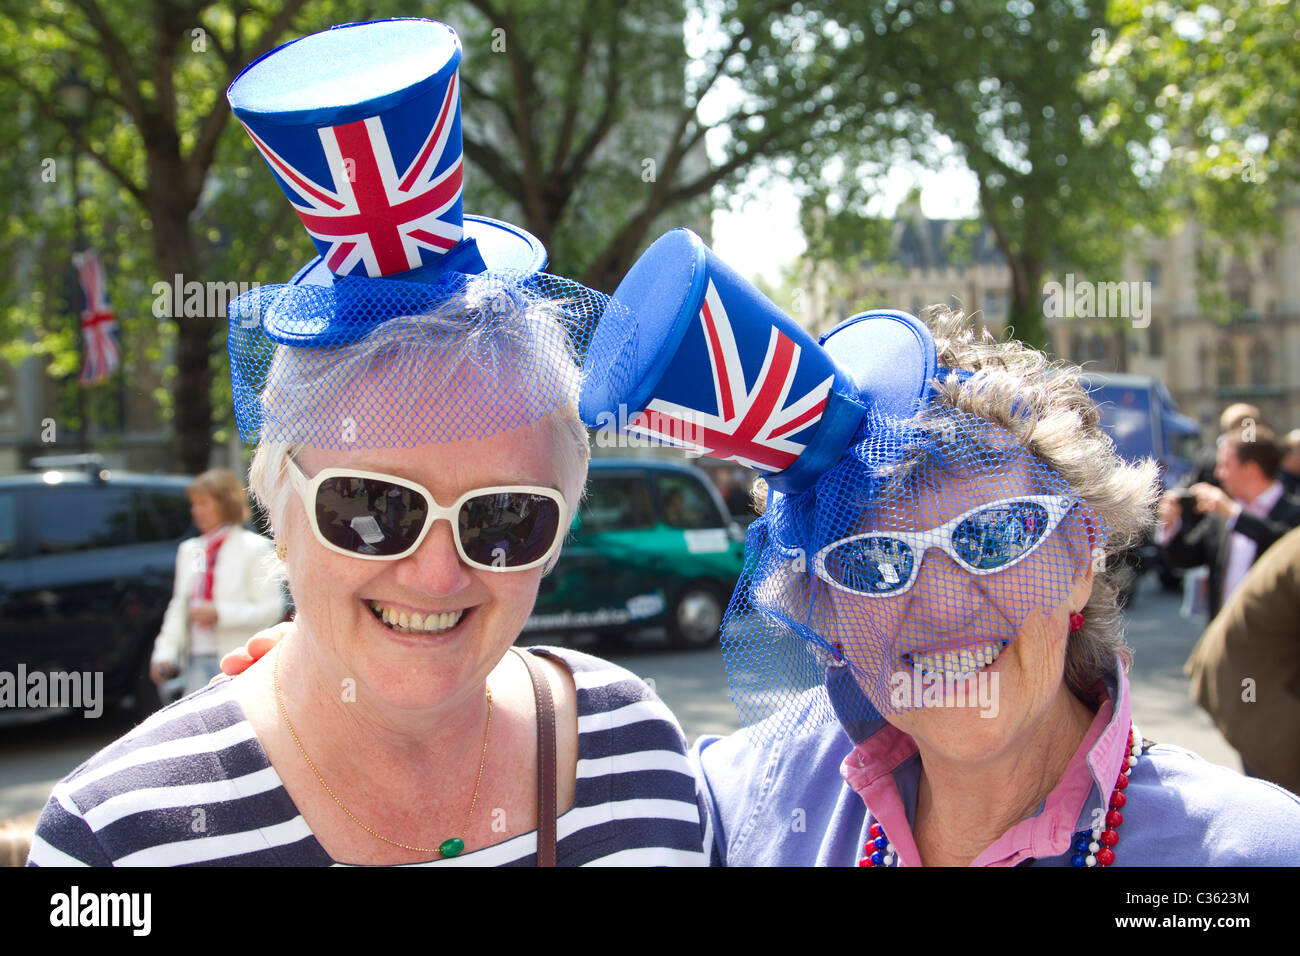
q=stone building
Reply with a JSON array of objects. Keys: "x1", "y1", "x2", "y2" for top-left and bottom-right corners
[{"x1": 803, "y1": 198, "x2": 1300, "y2": 438}]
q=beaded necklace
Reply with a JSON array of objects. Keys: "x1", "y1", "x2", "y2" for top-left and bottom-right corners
[{"x1": 859, "y1": 722, "x2": 1143, "y2": 867}]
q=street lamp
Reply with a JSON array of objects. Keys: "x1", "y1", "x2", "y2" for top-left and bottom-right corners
[
  {"x1": 55, "y1": 67, "x2": 91, "y2": 452},
  {"x1": 55, "y1": 67, "x2": 91, "y2": 121}
]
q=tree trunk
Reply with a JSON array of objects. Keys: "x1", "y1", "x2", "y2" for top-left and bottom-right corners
[
  {"x1": 580, "y1": 206, "x2": 662, "y2": 293},
  {"x1": 1005, "y1": 253, "x2": 1047, "y2": 351},
  {"x1": 146, "y1": 177, "x2": 211, "y2": 476}
]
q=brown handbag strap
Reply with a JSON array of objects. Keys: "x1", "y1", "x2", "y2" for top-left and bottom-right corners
[{"x1": 511, "y1": 646, "x2": 557, "y2": 866}]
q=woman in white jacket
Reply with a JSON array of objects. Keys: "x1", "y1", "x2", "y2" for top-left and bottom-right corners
[{"x1": 150, "y1": 469, "x2": 285, "y2": 696}]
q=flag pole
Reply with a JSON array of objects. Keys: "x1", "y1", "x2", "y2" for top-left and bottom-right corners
[
  {"x1": 70, "y1": 140, "x2": 88, "y2": 453},
  {"x1": 57, "y1": 64, "x2": 91, "y2": 453}
]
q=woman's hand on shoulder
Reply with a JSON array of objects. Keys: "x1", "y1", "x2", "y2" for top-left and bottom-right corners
[{"x1": 214, "y1": 621, "x2": 294, "y2": 680}]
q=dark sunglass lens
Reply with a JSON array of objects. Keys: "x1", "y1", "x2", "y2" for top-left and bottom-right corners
[
  {"x1": 952, "y1": 501, "x2": 1050, "y2": 570},
  {"x1": 459, "y1": 493, "x2": 561, "y2": 568},
  {"x1": 315, "y1": 477, "x2": 427, "y2": 556},
  {"x1": 825, "y1": 537, "x2": 915, "y2": 594}
]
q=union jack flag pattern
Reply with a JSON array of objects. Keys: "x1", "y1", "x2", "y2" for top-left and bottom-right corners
[
  {"x1": 238, "y1": 73, "x2": 464, "y2": 279},
  {"x1": 75, "y1": 251, "x2": 120, "y2": 385},
  {"x1": 627, "y1": 280, "x2": 834, "y2": 473}
]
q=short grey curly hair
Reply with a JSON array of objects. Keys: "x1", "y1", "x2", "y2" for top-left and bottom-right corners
[{"x1": 922, "y1": 306, "x2": 1159, "y2": 699}]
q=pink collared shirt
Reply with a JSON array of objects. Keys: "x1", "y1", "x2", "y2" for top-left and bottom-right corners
[{"x1": 839, "y1": 672, "x2": 1135, "y2": 866}]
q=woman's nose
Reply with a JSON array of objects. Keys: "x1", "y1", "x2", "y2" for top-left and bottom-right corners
[
  {"x1": 902, "y1": 547, "x2": 983, "y2": 630},
  {"x1": 396, "y1": 518, "x2": 472, "y2": 594}
]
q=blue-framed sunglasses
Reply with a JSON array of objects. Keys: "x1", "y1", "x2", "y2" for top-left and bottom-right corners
[{"x1": 812, "y1": 495, "x2": 1079, "y2": 597}]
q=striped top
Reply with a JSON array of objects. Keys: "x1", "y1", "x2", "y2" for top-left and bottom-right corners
[{"x1": 27, "y1": 646, "x2": 707, "y2": 866}]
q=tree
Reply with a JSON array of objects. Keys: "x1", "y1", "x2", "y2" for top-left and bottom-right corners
[
  {"x1": 0, "y1": 0, "x2": 317, "y2": 473},
  {"x1": 1, "y1": 0, "x2": 888, "y2": 471},
  {"x1": 1106, "y1": 0, "x2": 1299, "y2": 239},
  {"x1": 801, "y1": 0, "x2": 1168, "y2": 348},
  {"x1": 448, "y1": 0, "x2": 884, "y2": 290}
]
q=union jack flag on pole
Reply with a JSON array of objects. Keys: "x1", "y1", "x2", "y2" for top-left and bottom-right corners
[{"x1": 74, "y1": 250, "x2": 120, "y2": 385}]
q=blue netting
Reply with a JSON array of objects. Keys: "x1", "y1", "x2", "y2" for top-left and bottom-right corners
[
  {"x1": 721, "y1": 401, "x2": 1108, "y2": 742},
  {"x1": 228, "y1": 271, "x2": 612, "y2": 447}
]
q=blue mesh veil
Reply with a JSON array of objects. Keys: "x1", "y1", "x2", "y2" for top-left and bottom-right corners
[
  {"x1": 228, "y1": 271, "x2": 611, "y2": 447},
  {"x1": 722, "y1": 395, "x2": 1107, "y2": 744}
]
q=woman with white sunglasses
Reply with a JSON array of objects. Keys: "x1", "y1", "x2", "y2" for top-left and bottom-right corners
[
  {"x1": 563, "y1": 221, "x2": 1299, "y2": 866},
  {"x1": 26, "y1": 18, "x2": 706, "y2": 868},
  {"x1": 685, "y1": 306, "x2": 1300, "y2": 866}
]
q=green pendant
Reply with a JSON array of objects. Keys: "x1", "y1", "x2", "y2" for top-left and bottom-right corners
[{"x1": 439, "y1": 837, "x2": 465, "y2": 858}]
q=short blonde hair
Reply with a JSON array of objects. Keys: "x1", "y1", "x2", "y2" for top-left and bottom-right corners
[
  {"x1": 246, "y1": 292, "x2": 591, "y2": 563},
  {"x1": 188, "y1": 469, "x2": 251, "y2": 525}
]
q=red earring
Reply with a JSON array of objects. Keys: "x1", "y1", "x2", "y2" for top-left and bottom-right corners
[{"x1": 1069, "y1": 611, "x2": 1085, "y2": 633}]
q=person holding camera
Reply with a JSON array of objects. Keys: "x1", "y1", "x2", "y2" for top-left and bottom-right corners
[{"x1": 1158, "y1": 426, "x2": 1300, "y2": 618}]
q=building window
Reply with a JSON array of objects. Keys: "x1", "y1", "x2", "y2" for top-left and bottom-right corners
[
  {"x1": 1217, "y1": 346, "x2": 1236, "y2": 386},
  {"x1": 1147, "y1": 320, "x2": 1162, "y2": 358},
  {"x1": 1250, "y1": 339, "x2": 1271, "y2": 385},
  {"x1": 982, "y1": 291, "x2": 1008, "y2": 321},
  {"x1": 1227, "y1": 259, "x2": 1252, "y2": 312},
  {"x1": 1146, "y1": 261, "x2": 1161, "y2": 288},
  {"x1": 1091, "y1": 335, "x2": 1110, "y2": 366}
]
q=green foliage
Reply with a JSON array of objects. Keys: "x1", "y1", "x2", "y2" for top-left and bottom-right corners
[
  {"x1": 2, "y1": 0, "x2": 875, "y2": 468},
  {"x1": 0, "y1": 0, "x2": 339, "y2": 460},
  {"x1": 1106, "y1": 0, "x2": 1298, "y2": 245}
]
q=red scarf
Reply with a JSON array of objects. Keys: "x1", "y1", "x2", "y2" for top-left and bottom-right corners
[{"x1": 195, "y1": 526, "x2": 231, "y2": 603}]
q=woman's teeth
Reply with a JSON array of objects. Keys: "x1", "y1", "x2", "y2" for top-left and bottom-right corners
[
  {"x1": 369, "y1": 602, "x2": 464, "y2": 634},
  {"x1": 907, "y1": 641, "x2": 1008, "y2": 677}
]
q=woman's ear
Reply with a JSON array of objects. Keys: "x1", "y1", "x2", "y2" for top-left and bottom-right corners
[{"x1": 1070, "y1": 507, "x2": 1101, "y2": 579}]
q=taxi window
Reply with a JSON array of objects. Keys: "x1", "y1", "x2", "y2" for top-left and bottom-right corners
[
  {"x1": 135, "y1": 488, "x2": 195, "y2": 542},
  {"x1": 581, "y1": 476, "x2": 654, "y2": 531},
  {"x1": 655, "y1": 473, "x2": 721, "y2": 529}
]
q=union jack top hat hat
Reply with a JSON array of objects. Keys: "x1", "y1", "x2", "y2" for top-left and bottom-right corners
[
  {"x1": 227, "y1": 18, "x2": 546, "y2": 345},
  {"x1": 579, "y1": 228, "x2": 939, "y2": 494}
]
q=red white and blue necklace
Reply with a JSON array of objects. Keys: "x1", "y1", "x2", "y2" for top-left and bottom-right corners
[{"x1": 859, "y1": 722, "x2": 1143, "y2": 867}]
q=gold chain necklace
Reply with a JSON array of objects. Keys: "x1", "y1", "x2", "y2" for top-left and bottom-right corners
[{"x1": 273, "y1": 643, "x2": 492, "y2": 859}]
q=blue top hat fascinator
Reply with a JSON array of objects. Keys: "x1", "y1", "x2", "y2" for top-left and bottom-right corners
[
  {"x1": 581, "y1": 229, "x2": 1100, "y2": 742},
  {"x1": 226, "y1": 18, "x2": 604, "y2": 447},
  {"x1": 579, "y1": 228, "x2": 939, "y2": 493}
]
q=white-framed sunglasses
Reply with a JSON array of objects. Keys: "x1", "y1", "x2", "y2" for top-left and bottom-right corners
[
  {"x1": 286, "y1": 458, "x2": 569, "y2": 571},
  {"x1": 812, "y1": 494, "x2": 1079, "y2": 597}
]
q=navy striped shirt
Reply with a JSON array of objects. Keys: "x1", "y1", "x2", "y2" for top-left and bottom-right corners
[{"x1": 27, "y1": 646, "x2": 707, "y2": 866}]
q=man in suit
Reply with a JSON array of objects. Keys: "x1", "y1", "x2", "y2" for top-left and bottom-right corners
[
  {"x1": 1159, "y1": 426, "x2": 1300, "y2": 618},
  {"x1": 1185, "y1": 403, "x2": 1263, "y2": 489}
]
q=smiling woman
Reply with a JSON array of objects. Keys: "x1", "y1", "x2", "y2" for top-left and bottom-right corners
[
  {"x1": 683, "y1": 304, "x2": 1300, "y2": 867},
  {"x1": 26, "y1": 17, "x2": 705, "y2": 869}
]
